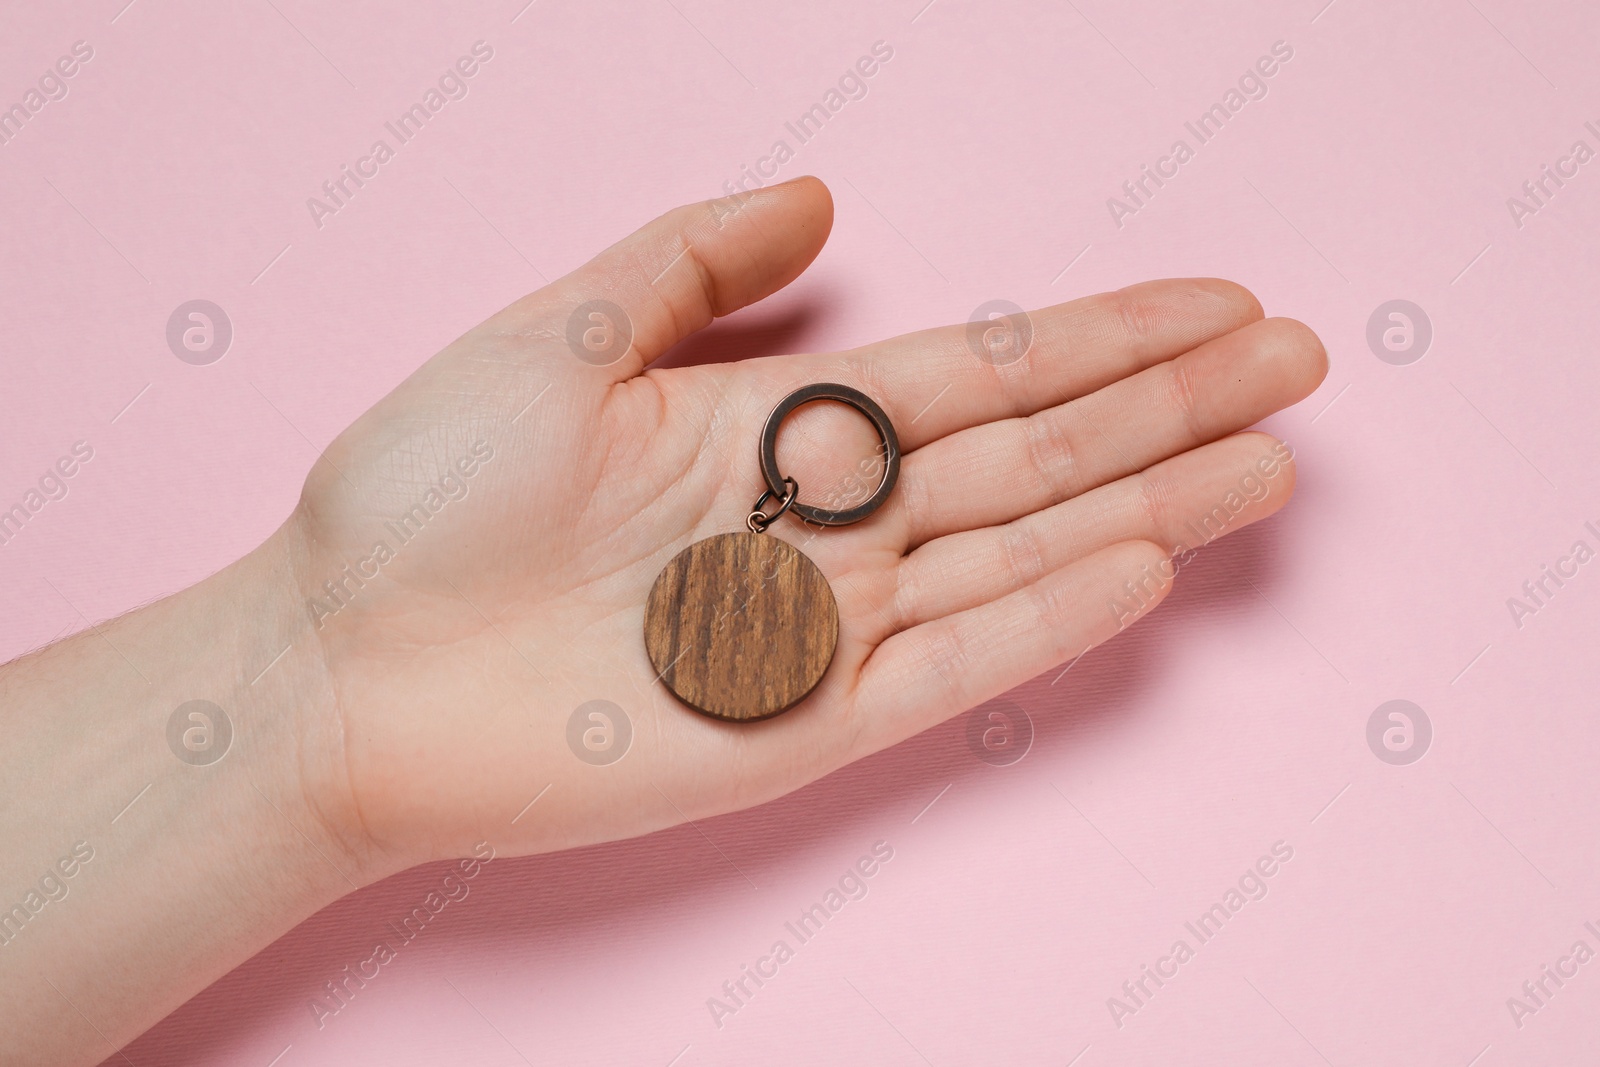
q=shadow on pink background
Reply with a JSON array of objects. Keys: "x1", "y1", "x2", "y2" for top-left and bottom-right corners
[{"x1": 1, "y1": 0, "x2": 1597, "y2": 1062}]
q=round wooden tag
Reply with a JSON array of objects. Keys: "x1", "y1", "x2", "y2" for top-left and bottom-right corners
[{"x1": 643, "y1": 532, "x2": 838, "y2": 721}]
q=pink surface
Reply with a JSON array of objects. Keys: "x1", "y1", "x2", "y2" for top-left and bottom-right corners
[{"x1": 2, "y1": 0, "x2": 1597, "y2": 1062}]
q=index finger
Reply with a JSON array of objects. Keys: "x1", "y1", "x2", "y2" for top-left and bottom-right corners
[{"x1": 798, "y1": 278, "x2": 1265, "y2": 452}]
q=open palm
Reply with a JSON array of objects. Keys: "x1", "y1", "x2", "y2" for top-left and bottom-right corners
[{"x1": 284, "y1": 177, "x2": 1325, "y2": 871}]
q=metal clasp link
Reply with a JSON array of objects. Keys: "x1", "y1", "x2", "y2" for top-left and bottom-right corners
[{"x1": 746, "y1": 476, "x2": 799, "y2": 533}]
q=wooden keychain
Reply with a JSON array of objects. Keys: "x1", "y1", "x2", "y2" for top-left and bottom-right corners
[{"x1": 643, "y1": 383, "x2": 901, "y2": 722}]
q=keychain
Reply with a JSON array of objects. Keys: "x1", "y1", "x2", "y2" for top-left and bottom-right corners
[{"x1": 643, "y1": 383, "x2": 901, "y2": 722}]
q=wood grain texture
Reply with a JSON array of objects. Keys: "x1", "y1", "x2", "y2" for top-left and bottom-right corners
[{"x1": 643, "y1": 532, "x2": 838, "y2": 721}]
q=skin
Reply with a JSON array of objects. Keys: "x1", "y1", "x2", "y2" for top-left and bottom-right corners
[{"x1": 0, "y1": 176, "x2": 1326, "y2": 1063}]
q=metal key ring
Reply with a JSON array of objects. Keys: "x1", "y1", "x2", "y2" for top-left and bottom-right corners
[{"x1": 759, "y1": 383, "x2": 901, "y2": 527}]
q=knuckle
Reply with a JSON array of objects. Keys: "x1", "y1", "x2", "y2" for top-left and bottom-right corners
[
  {"x1": 897, "y1": 460, "x2": 937, "y2": 547},
  {"x1": 1165, "y1": 357, "x2": 1206, "y2": 440},
  {"x1": 916, "y1": 622, "x2": 971, "y2": 685},
  {"x1": 997, "y1": 522, "x2": 1048, "y2": 590},
  {"x1": 1021, "y1": 411, "x2": 1080, "y2": 500},
  {"x1": 1134, "y1": 469, "x2": 1179, "y2": 540},
  {"x1": 1111, "y1": 288, "x2": 1164, "y2": 351}
]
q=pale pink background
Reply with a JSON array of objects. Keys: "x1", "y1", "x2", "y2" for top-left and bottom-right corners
[{"x1": 2, "y1": 0, "x2": 1596, "y2": 1063}]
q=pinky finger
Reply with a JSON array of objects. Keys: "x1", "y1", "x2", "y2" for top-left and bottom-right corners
[{"x1": 851, "y1": 541, "x2": 1173, "y2": 751}]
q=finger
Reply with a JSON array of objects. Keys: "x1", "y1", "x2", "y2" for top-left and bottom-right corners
[
  {"x1": 890, "y1": 432, "x2": 1293, "y2": 631},
  {"x1": 895, "y1": 317, "x2": 1326, "y2": 547},
  {"x1": 851, "y1": 541, "x2": 1172, "y2": 750},
  {"x1": 784, "y1": 278, "x2": 1263, "y2": 451},
  {"x1": 514, "y1": 176, "x2": 834, "y2": 382}
]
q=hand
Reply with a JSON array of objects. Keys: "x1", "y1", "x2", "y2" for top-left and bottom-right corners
[
  {"x1": 281, "y1": 175, "x2": 1328, "y2": 870},
  {"x1": 0, "y1": 176, "x2": 1326, "y2": 1063}
]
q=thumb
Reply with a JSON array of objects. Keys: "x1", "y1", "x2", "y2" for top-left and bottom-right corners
[{"x1": 513, "y1": 176, "x2": 834, "y2": 382}]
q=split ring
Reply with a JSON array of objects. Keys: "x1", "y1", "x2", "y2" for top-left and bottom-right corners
[{"x1": 758, "y1": 383, "x2": 901, "y2": 527}]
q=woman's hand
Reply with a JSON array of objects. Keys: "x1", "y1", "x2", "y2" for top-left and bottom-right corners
[
  {"x1": 281, "y1": 175, "x2": 1327, "y2": 871},
  {"x1": 0, "y1": 176, "x2": 1325, "y2": 1065}
]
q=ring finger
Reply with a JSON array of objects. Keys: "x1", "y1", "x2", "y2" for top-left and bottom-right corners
[{"x1": 887, "y1": 431, "x2": 1296, "y2": 632}]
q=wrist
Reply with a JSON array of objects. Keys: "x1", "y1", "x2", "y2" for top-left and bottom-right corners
[
  {"x1": 230, "y1": 512, "x2": 410, "y2": 883},
  {"x1": 0, "y1": 517, "x2": 400, "y2": 1062}
]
